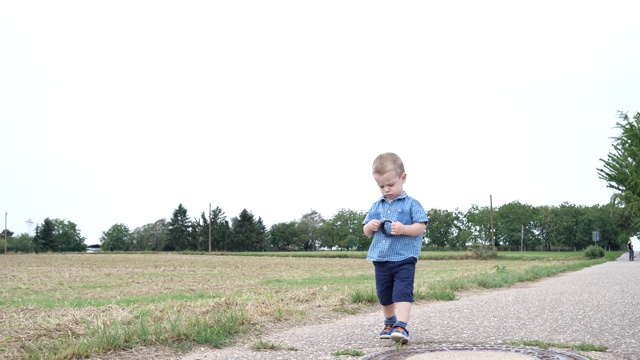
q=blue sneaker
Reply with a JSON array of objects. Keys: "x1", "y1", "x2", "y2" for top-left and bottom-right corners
[
  {"x1": 390, "y1": 326, "x2": 409, "y2": 344},
  {"x1": 379, "y1": 324, "x2": 394, "y2": 339}
]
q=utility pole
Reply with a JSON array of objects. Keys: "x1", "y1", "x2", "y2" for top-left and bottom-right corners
[
  {"x1": 208, "y1": 203, "x2": 212, "y2": 252},
  {"x1": 4, "y1": 212, "x2": 7, "y2": 254},
  {"x1": 490, "y1": 195, "x2": 495, "y2": 254}
]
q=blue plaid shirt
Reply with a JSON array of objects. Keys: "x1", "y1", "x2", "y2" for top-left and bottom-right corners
[{"x1": 363, "y1": 192, "x2": 428, "y2": 262}]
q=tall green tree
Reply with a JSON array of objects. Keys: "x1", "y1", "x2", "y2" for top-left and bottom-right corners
[
  {"x1": 230, "y1": 209, "x2": 261, "y2": 251},
  {"x1": 166, "y1": 204, "x2": 191, "y2": 251},
  {"x1": 255, "y1": 217, "x2": 267, "y2": 251},
  {"x1": 464, "y1": 205, "x2": 493, "y2": 249},
  {"x1": 494, "y1": 201, "x2": 536, "y2": 250},
  {"x1": 32, "y1": 218, "x2": 86, "y2": 252},
  {"x1": 51, "y1": 219, "x2": 86, "y2": 252},
  {"x1": 534, "y1": 205, "x2": 554, "y2": 251},
  {"x1": 191, "y1": 212, "x2": 209, "y2": 251},
  {"x1": 129, "y1": 219, "x2": 167, "y2": 251},
  {"x1": 545, "y1": 203, "x2": 595, "y2": 251},
  {"x1": 297, "y1": 209, "x2": 325, "y2": 250},
  {"x1": 590, "y1": 203, "x2": 624, "y2": 250},
  {"x1": 33, "y1": 218, "x2": 56, "y2": 252},
  {"x1": 268, "y1": 221, "x2": 300, "y2": 250},
  {"x1": 100, "y1": 223, "x2": 131, "y2": 251},
  {"x1": 210, "y1": 206, "x2": 230, "y2": 251},
  {"x1": 320, "y1": 209, "x2": 369, "y2": 250},
  {"x1": 598, "y1": 111, "x2": 640, "y2": 234},
  {"x1": 425, "y1": 209, "x2": 457, "y2": 248}
]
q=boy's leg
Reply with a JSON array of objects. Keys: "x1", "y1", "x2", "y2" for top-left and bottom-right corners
[
  {"x1": 395, "y1": 301, "x2": 411, "y2": 323},
  {"x1": 374, "y1": 262, "x2": 396, "y2": 339},
  {"x1": 390, "y1": 258, "x2": 416, "y2": 323},
  {"x1": 382, "y1": 303, "x2": 395, "y2": 319},
  {"x1": 391, "y1": 302, "x2": 411, "y2": 343},
  {"x1": 379, "y1": 305, "x2": 396, "y2": 339},
  {"x1": 389, "y1": 258, "x2": 416, "y2": 344}
]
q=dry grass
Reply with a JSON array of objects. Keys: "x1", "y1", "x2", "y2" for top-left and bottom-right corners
[{"x1": 0, "y1": 252, "x2": 593, "y2": 359}]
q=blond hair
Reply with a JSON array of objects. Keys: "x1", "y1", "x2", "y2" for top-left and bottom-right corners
[{"x1": 372, "y1": 152, "x2": 405, "y2": 177}]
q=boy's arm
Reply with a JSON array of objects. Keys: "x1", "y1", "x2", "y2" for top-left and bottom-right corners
[{"x1": 390, "y1": 221, "x2": 426, "y2": 237}]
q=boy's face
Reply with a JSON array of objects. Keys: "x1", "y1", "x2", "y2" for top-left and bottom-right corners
[{"x1": 373, "y1": 171, "x2": 406, "y2": 201}]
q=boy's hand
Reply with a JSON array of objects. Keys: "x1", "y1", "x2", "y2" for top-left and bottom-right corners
[
  {"x1": 390, "y1": 221, "x2": 405, "y2": 235},
  {"x1": 367, "y1": 219, "x2": 381, "y2": 232}
]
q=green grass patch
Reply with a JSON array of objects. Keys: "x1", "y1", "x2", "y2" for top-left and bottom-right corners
[
  {"x1": 410, "y1": 258, "x2": 612, "y2": 302},
  {"x1": 251, "y1": 340, "x2": 297, "y2": 351},
  {"x1": 350, "y1": 287, "x2": 378, "y2": 303},
  {"x1": 507, "y1": 339, "x2": 608, "y2": 352},
  {"x1": 21, "y1": 309, "x2": 248, "y2": 359},
  {"x1": 333, "y1": 348, "x2": 365, "y2": 356},
  {"x1": 415, "y1": 288, "x2": 456, "y2": 301},
  {"x1": 473, "y1": 260, "x2": 608, "y2": 290},
  {"x1": 573, "y1": 343, "x2": 608, "y2": 351}
]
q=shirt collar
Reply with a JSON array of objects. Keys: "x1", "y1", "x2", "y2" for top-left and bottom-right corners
[{"x1": 378, "y1": 191, "x2": 407, "y2": 203}]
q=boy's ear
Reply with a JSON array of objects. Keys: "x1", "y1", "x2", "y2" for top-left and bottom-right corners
[{"x1": 401, "y1": 173, "x2": 407, "y2": 182}]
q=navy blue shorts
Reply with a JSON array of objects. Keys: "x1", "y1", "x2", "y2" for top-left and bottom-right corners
[{"x1": 373, "y1": 257, "x2": 417, "y2": 305}]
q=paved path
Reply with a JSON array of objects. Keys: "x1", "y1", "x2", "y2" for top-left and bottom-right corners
[{"x1": 181, "y1": 253, "x2": 640, "y2": 360}]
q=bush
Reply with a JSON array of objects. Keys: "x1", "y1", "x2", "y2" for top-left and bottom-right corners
[
  {"x1": 584, "y1": 245, "x2": 605, "y2": 259},
  {"x1": 4, "y1": 235, "x2": 35, "y2": 253}
]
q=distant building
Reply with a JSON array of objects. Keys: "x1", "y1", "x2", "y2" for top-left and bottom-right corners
[{"x1": 87, "y1": 244, "x2": 101, "y2": 253}]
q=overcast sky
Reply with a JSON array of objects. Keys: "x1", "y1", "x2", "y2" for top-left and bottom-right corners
[{"x1": 1, "y1": 1, "x2": 639, "y2": 244}]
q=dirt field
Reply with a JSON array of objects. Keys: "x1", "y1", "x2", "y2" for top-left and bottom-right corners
[{"x1": 0, "y1": 252, "x2": 592, "y2": 359}]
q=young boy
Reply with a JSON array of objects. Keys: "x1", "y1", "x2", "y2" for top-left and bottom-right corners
[{"x1": 362, "y1": 152, "x2": 428, "y2": 344}]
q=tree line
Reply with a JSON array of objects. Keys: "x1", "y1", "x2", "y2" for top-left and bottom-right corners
[
  {"x1": 3, "y1": 218, "x2": 87, "y2": 253},
  {"x1": 0, "y1": 201, "x2": 630, "y2": 253},
  {"x1": 3, "y1": 110, "x2": 639, "y2": 254}
]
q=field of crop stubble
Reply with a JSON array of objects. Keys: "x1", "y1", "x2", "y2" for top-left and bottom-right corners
[{"x1": 0, "y1": 252, "x2": 612, "y2": 359}]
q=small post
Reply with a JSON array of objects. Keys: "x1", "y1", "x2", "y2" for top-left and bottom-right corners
[
  {"x1": 490, "y1": 195, "x2": 495, "y2": 254},
  {"x1": 4, "y1": 212, "x2": 7, "y2": 254}
]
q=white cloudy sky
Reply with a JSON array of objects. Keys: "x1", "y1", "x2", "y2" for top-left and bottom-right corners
[{"x1": 1, "y1": 1, "x2": 639, "y2": 244}]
